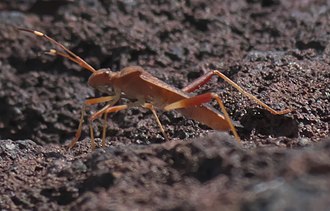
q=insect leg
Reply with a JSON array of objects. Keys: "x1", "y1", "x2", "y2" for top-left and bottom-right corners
[
  {"x1": 68, "y1": 96, "x2": 118, "y2": 149},
  {"x1": 164, "y1": 93, "x2": 240, "y2": 142},
  {"x1": 182, "y1": 71, "x2": 214, "y2": 93},
  {"x1": 182, "y1": 70, "x2": 291, "y2": 115},
  {"x1": 90, "y1": 102, "x2": 170, "y2": 146},
  {"x1": 89, "y1": 105, "x2": 128, "y2": 148},
  {"x1": 143, "y1": 103, "x2": 169, "y2": 140}
]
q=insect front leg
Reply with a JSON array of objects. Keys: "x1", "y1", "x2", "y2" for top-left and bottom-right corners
[
  {"x1": 88, "y1": 104, "x2": 128, "y2": 148},
  {"x1": 68, "y1": 96, "x2": 119, "y2": 150}
]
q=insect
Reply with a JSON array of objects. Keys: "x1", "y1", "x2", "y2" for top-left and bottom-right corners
[{"x1": 19, "y1": 28, "x2": 292, "y2": 149}]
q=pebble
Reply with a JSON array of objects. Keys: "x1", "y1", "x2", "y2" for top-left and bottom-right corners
[
  {"x1": 5, "y1": 142, "x2": 15, "y2": 150},
  {"x1": 298, "y1": 138, "x2": 311, "y2": 146}
]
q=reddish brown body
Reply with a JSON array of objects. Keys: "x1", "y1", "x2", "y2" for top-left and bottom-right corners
[{"x1": 88, "y1": 66, "x2": 230, "y2": 131}]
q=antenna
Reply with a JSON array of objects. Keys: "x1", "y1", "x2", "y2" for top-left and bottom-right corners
[{"x1": 18, "y1": 28, "x2": 96, "y2": 73}]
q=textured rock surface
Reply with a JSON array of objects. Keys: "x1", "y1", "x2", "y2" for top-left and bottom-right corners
[{"x1": 0, "y1": 0, "x2": 329, "y2": 210}]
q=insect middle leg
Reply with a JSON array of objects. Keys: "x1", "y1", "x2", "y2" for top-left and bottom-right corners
[
  {"x1": 143, "y1": 103, "x2": 168, "y2": 140},
  {"x1": 182, "y1": 70, "x2": 291, "y2": 115},
  {"x1": 88, "y1": 102, "x2": 167, "y2": 148}
]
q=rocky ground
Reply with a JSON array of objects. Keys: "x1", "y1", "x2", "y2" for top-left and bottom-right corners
[{"x1": 0, "y1": 0, "x2": 329, "y2": 210}]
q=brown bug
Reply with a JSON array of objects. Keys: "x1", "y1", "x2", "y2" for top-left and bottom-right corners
[{"x1": 19, "y1": 28, "x2": 291, "y2": 149}]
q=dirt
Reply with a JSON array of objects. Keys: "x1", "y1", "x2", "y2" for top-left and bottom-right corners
[{"x1": 0, "y1": 0, "x2": 329, "y2": 210}]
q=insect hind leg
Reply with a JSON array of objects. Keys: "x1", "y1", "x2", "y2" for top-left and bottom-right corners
[
  {"x1": 182, "y1": 70, "x2": 292, "y2": 115},
  {"x1": 164, "y1": 92, "x2": 241, "y2": 142}
]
